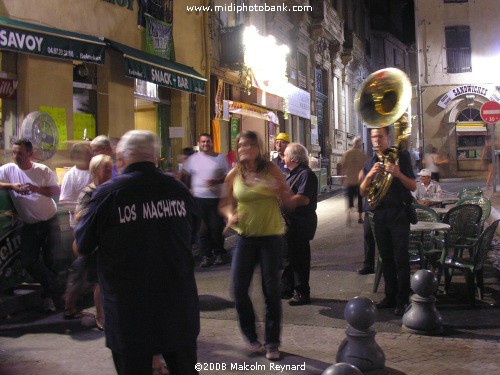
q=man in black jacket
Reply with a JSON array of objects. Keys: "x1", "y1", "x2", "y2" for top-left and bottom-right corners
[{"x1": 75, "y1": 130, "x2": 200, "y2": 375}]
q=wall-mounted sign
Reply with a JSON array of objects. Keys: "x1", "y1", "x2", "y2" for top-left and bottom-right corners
[
  {"x1": 287, "y1": 84, "x2": 310, "y2": 119},
  {"x1": 0, "y1": 78, "x2": 17, "y2": 99},
  {"x1": 101, "y1": 0, "x2": 133, "y2": 11},
  {"x1": 230, "y1": 118, "x2": 239, "y2": 151},
  {"x1": 110, "y1": 41, "x2": 206, "y2": 96},
  {"x1": 169, "y1": 127, "x2": 185, "y2": 138},
  {"x1": 437, "y1": 84, "x2": 499, "y2": 108},
  {"x1": 310, "y1": 115, "x2": 318, "y2": 146},
  {"x1": 145, "y1": 14, "x2": 174, "y2": 60},
  {"x1": 0, "y1": 16, "x2": 105, "y2": 64}
]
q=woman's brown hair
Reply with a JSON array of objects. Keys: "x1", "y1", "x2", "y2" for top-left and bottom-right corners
[{"x1": 235, "y1": 131, "x2": 269, "y2": 177}]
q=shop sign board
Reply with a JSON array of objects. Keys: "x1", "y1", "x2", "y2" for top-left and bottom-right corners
[
  {"x1": 287, "y1": 84, "x2": 311, "y2": 119},
  {"x1": 437, "y1": 84, "x2": 499, "y2": 108},
  {"x1": 0, "y1": 78, "x2": 17, "y2": 99},
  {"x1": 124, "y1": 58, "x2": 205, "y2": 95},
  {"x1": 0, "y1": 16, "x2": 105, "y2": 64},
  {"x1": 480, "y1": 101, "x2": 500, "y2": 123}
]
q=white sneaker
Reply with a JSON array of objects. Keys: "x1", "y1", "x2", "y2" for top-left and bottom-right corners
[
  {"x1": 43, "y1": 297, "x2": 56, "y2": 312},
  {"x1": 265, "y1": 348, "x2": 280, "y2": 361}
]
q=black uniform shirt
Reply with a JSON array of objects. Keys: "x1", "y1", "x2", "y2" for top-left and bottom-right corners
[
  {"x1": 285, "y1": 164, "x2": 318, "y2": 239},
  {"x1": 362, "y1": 150, "x2": 415, "y2": 223},
  {"x1": 74, "y1": 162, "x2": 201, "y2": 355}
]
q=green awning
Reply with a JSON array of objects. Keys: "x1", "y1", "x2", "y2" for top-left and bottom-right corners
[
  {"x1": 0, "y1": 16, "x2": 105, "y2": 64},
  {"x1": 108, "y1": 40, "x2": 206, "y2": 96}
]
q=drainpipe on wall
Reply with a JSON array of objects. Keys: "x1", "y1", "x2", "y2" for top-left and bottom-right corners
[
  {"x1": 414, "y1": 1, "x2": 424, "y2": 148},
  {"x1": 203, "y1": 0, "x2": 211, "y2": 134}
]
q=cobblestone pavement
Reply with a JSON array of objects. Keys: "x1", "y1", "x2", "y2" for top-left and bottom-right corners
[{"x1": 1, "y1": 316, "x2": 499, "y2": 375}]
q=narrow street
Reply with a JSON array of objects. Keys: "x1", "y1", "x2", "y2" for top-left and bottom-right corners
[{"x1": 1, "y1": 187, "x2": 499, "y2": 374}]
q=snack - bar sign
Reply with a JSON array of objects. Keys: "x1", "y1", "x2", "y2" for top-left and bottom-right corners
[{"x1": 101, "y1": 0, "x2": 134, "y2": 11}]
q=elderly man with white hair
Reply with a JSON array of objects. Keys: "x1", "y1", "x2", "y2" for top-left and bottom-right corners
[
  {"x1": 75, "y1": 130, "x2": 201, "y2": 375},
  {"x1": 281, "y1": 142, "x2": 318, "y2": 306}
]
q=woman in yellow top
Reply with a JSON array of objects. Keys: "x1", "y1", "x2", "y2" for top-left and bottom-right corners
[{"x1": 220, "y1": 131, "x2": 294, "y2": 361}]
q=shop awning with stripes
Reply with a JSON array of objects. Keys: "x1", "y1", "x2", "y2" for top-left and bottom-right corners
[
  {"x1": 223, "y1": 100, "x2": 279, "y2": 123},
  {"x1": 108, "y1": 40, "x2": 206, "y2": 96},
  {"x1": 0, "y1": 16, "x2": 105, "y2": 64}
]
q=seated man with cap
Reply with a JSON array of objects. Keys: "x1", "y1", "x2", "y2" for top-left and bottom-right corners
[
  {"x1": 414, "y1": 168, "x2": 442, "y2": 206},
  {"x1": 273, "y1": 133, "x2": 291, "y2": 174}
]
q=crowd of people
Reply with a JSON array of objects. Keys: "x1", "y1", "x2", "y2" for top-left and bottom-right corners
[{"x1": 1, "y1": 126, "x2": 476, "y2": 374}]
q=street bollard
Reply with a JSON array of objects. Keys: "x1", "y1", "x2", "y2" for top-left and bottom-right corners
[
  {"x1": 336, "y1": 296, "x2": 385, "y2": 372},
  {"x1": 322, "y1": 362, "x2": 363, "y2": 375},
  {"x1": 402, "y1": 269, "x2": 443, "y2": 335}
]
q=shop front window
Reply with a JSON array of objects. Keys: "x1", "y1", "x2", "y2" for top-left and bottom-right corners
[{"x1": 73, "y1": 62, "x2": 97, "y2": 141}]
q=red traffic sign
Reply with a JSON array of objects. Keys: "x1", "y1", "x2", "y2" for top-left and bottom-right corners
[{"x1": 480, "y1": 101, "x2": 500, "y2": 123}]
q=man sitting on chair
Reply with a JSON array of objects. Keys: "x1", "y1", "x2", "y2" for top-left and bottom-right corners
[{"x1": 414, "y1": 168, "x2": 442, "y2": 207}]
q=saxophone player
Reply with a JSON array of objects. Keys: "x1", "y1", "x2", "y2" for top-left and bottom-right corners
[{"x1": 360, "y1": 127, "x2": 416, "y2": 316}]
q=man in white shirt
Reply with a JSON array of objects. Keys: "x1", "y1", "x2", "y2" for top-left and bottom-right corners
[
  {"x1": 59, "y1": 142, "x2": 92, "y2": 227},
  {"x1": 414, "y1": 168, "x2": 442, "y2": 206},
  {"x1": 181, "y1": 133, "x2": 230, "y2": 267},
  {"x1": 0, "y1": 139, "x2": 61, "y2": 311}
]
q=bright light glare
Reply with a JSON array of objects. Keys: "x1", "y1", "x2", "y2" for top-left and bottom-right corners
[
  {"x1": 243, "y1": 25, "x2": 289, "y2": 87},
  {"x1": 472, "y1": 54, "x2": 500, "y2": 82}
]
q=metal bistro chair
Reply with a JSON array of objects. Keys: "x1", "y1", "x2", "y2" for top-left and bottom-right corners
[
  {"x1": 413, "y1": 204, "x2": 440, "y2": 269},
  {"x1": 456, "y1": 196, "x2": 491, "y2": 233},
  {"x1": 437, "y1": 204, "x2": 483, "y2": 255},
  {"x1": 457, "y1": 187, "x2": 483, "y2": 199},
  {"x1": 438, "y1": 219, "x2": 500, "y2": 306}
]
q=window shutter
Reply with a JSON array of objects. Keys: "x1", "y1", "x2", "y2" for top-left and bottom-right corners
[{"x1": 445, "y1": 26, "x2": 472, "y2": 73}]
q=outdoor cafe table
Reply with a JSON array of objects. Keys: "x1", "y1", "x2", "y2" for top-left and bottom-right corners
[
  {"x1": 410, "y1": 222, "x2": 451, "y2": 246},
  {"x1": 411, "y1": 222, "x2": 451, "y2": 232},
  {"x1": 427, "y1": 196, "x2": 458, "y2": 208}
]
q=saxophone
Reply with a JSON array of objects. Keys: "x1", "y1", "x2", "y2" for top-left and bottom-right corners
[{"x1": 354, "y1": 68, "x2": 412, "y2": 208}]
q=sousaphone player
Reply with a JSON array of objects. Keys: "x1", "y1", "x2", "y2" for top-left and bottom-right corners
[{"x1": 358, "y1": 68, "x2": 416, "y2": 317}]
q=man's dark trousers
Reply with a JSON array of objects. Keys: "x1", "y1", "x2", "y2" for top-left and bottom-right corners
[
  {"x1": 282, "y1": 229, "x2": 311, "y2": 295},
  {"x1": 363, "y1": 213, "x2": 376, "y2": 269},
  {"x1": 347, "y1": 185, "x2": 363, "y2": 213},
  {"x1": 112, "y1": 345, "x2": 198, "y2": 375},
  {"x1": 373, "y1": 219, "x2": 410, "y2": 304},
  {"x1": 196, "y1": 198, "x2": 225, "y2": 258},
  {"x1": 19, "y1": 216, "x2": 60, "y2": 298}
]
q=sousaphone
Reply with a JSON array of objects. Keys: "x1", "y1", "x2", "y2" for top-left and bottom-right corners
[{"x1": 354, "y1": 68, "x2": 412, "y2": 208}]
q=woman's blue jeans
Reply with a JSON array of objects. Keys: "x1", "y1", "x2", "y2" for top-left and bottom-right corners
[{"x1": 231, "y1": 235, "x2": 282, "y2": 349}]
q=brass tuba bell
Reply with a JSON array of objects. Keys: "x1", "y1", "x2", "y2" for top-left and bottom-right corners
[{"x1": 355, "y1": 68, "x2": 412, "y2": 208}]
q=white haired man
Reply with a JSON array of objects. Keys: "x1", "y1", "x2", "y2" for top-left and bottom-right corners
[
  {"x1": 90, "y1": 135, "x2": 118, "y2": 177},
  {"x1": 281, "y1": 142, "x2": 318, "y2": 306},
  {"x1": 75, "y1": 130, "x2": 201, "y2": 375}
]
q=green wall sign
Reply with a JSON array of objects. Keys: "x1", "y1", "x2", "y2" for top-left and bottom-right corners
[
  {"x1": 101, "y1": 0, "x2": 134, "y2": 11},
  {"x1": 231, "y1": 118, "x2": 239, "y2": 151}
]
